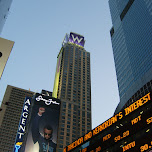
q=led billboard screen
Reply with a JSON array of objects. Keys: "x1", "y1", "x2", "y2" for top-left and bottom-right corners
[
  {"x1": 64, "y1": 92, "x2": 152, "y2": 152},
  {"x1": 24, "y1": 93, "x2": 60, "y2": 152},
  {"x1": 69, "y1": 32, "x2": 85, "y2": 47}
]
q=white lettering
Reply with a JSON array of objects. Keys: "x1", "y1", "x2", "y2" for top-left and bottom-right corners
[
  {"x1": 22, "y1": 112, "x2": 28, "y2": 118},
  {"x1": 36, "y1": 95, "x2": 60, "y2": 105},
  {"x1": 24, "y1": 99, "x2": 31, "y2": 105},
  {"x1": 71, "y1": 34, "x2": 83, "y2": 43},
  {"x1": 24, "y1": 105, "x2": 29, "y2": 111},
  {"x1": 19, "y1": 125, "x2": 25, "y2": 132},
  {"x1": 21, "y1": 118, "x2": 26, "y2": 125},
  {"x1": 18, "y1": 132, "x2": 24, "y2": 139}
]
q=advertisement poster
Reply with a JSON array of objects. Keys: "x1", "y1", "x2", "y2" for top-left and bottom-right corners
[{"x1": 24, "y1": 93, "x2": 60, "y2": 152}]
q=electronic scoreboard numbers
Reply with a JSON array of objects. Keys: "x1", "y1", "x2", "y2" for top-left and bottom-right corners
[{"x1": 64, "y1": 92, "x2": 152, "y2": 152}]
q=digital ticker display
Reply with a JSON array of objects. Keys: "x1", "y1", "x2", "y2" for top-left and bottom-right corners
[{"x1": 64, "y1": 92, "x2": 152, "y2": 152}]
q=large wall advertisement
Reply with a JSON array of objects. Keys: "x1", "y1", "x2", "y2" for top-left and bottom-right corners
[{"x1": 24, "y1": 93, "x2": 60, "y2": 152}]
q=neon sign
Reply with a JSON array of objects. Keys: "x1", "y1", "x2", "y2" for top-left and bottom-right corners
[
  {"x1": 69, "y1": 32, "x2": 85, "y2": 47},
  {"x1": 13, "y1": 97, "x2": 31, "y2": 152}
]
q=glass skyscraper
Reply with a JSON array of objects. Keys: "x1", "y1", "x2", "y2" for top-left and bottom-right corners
[
  {"x1": 0, "y1": 0, "x2": 13, "y2": 34},
  {"x1": 109, "y1": 0, "x2": 152, "y2": 113},
  {"x1": 53, "y1": 32, "x2": 91, "y2": 152}
]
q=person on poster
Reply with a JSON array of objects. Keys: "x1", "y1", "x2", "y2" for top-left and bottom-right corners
[{"x1": 31, "y1": 107, "x2": 56, "y2": 152}]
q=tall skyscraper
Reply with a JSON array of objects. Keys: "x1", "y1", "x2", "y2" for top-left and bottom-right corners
[
  {"x1": 0, "y1": 37, "x2": 14, "y2": 79},
  {"x1": 0, "y1": 0, "x2": 13, "y2": 34},
  {"x1": 109, "y1": 0, "x2": 152, "y2": 113},
  {"x1": 0, "y1": 85, "x2": 34, "y2": 152},
  {"x1": 53, "y1": 32, "x2": 91, "y2": 151}
]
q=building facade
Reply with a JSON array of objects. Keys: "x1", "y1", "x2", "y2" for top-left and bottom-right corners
[
  {"x1": 0, "y1": 85, "x2": 34, "y2": 152},
  {"x1": 0, "y1": 37, "x2": 14, "y2": 79},
  {"x1": 0, "y1": 0, "x2": 13, "y2": 34},
  {"x1": 109, "y1": 0, "x2": 152, "y2": 113},
  {"x1": 53, "y1": 32, "x2": 92, "y2": 151}
]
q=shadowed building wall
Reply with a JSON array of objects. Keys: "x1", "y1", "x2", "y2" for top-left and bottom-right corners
[{"x1": 109, "y1": 0, "x2": 152, "y2": 113}]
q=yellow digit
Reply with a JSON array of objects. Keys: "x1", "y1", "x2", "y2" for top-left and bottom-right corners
[
  {"x1": 114, "y1": 135, "x2": 121, "y2": 142},
  {"x1": 140, "y1": 146, "x2": 145, "y2": 152}
]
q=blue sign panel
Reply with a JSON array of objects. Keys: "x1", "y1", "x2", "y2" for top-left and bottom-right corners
[
  {"x1": 69, "y1": 32, "x2": 85, "y2": 47},
  {"x1": 13, "y1": 97, "x2": 31, "y2": 152}
]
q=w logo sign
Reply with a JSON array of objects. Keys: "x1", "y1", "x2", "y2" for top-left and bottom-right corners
[
  {"x1": 71, "y1": 34, "x2": 83, "y2": 43},
  {"x1": 69, "y1": 32, "x2": 85, "y2": 47}
]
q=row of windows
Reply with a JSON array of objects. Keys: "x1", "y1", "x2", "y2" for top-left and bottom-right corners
[{"x1": 123, "y1": 80, "x2": 152, "y2": 109}]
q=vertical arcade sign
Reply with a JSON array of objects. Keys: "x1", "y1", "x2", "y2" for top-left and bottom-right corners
[{"x1": 13, "y1": 97, "x2": 31, "y2": 152}]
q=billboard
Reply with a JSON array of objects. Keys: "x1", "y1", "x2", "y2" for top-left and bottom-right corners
[
  {"x1": 13, "y1": 97, "x2": 32, "y2": 152},
  {"x1": 64, "y1": 92, "x2": 152, "y2": 152},
  {"x1": 0, "y1": 37, "x2": 14, "y2": 79},
  {"x1": 69, "y1": 32, "x2": 85, "y2": 47},
  {"x1": 24, "y1": 93, "x2": 60, "y2": 152}
]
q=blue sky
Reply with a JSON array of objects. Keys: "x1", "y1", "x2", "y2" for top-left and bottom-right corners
[{"x1": 0, "y1": 0, "x2": 119, "y2": 129}]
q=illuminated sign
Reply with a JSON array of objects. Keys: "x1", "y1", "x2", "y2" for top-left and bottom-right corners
[
  {"x1": 35, "y1": 95, "x2": 60, "y2": 105},
  {"x1": 13, "y1": 97, "x2": 31, "y2": 152},
  {"x1": 69, "y1": 32, "x2": 85, "y2": 47},
  {"x1": 67, "y1": 137, "x2": 84, "y2": 151},
  {"x1": 35, "y1": 93, "x2": 60, "y2": 107},
  {"x1": 122, "y1": 141, "x2": 135, "y2": 152},
  {"x1": 64, "y1": 92, "x2": 152, "y2": 152}
]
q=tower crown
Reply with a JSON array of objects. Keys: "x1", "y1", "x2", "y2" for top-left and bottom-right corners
[{"x1": 62, "y1": 32, "x2": 85, "y2": 47}]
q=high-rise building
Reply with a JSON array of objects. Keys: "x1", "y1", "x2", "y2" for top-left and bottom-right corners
[
  {"x1": 0, "y1": 37, "x2": 14, "y2": 79},
  {"x1": 109, "y1": 0, "x2": 152, "y2": 113},
  {"x1": 0, "y1": 85, "x2": 34, "y2": 152},
  {"x1": 0, "y1": 0, "x2": 14, "y2": 79},
  {"x1": 0, "y1": 0, "x2": 13, "y2": 34},
  {"x1": 53, "y1": 32, "x2": 92, "y2": 151}
]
